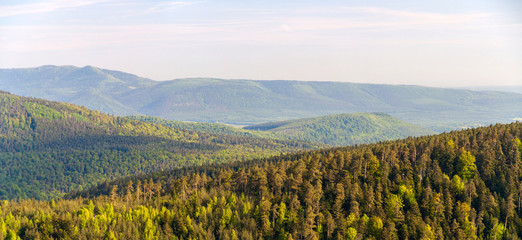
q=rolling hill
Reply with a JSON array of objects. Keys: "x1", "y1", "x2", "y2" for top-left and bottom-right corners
[
  {"x1": 244, "y1": 112, "x2": 435, "y2": 145},
  {"x1": 131, "y1": 113, "x2": 435, "y2": 146},
  {"x1": 1, "y1": 65, "x2": 521, "y2": 131},
  {"x1": 127, "y1": 115, "x2": 278, "y2": 139},
  {"x1": 0, "y1": 92, "x2": 311, "y2": 200}
]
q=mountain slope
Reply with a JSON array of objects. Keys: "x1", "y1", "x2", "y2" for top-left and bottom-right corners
[
  {"x1": 131, "y1": 113, "x2": 435, "y2": 146},
  {"x1": 1, "y1": 66, "x2": 521, "y2": 131},
  {"x1": 127, "y1": 115, "x2": 280, "y2": 139},
  {"x1": 244, "y1": 112, "x2": 436, "y2": 145},
  {"x1": 13, "y1": 122, "x2": 517, "y2": 239},
  {"x1": 0, "y1": 92, "x2": 311, "y2": 200}
]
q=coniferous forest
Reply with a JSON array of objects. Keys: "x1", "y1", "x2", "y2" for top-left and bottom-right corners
[{"x1": 0, "y1": 108, "x2": 520, "y2": 239}]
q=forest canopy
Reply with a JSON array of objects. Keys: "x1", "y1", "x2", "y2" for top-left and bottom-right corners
[
  {"x1": 0, "y1": 92, "x2": 313, "y2": 200},
  {"x1": 0, "y1": 121, "x2": 519, "y2": 239}
]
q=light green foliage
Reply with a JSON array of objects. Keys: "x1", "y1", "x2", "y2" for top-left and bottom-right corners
[
  {"x1": 451, "y1": 175, "x2": 465, "y2": 193},
  {"x1": 488, "y1": 219, "x2": 505, "y2": 240},
  {"x1": 71, "y1": 112, "x2": 91, "y2": 122},
  {"x1": 228, "y1": 194, "x2": 237, "y2": 208},
  {"x1": 104, "y1": 230, "x2": 117, "y2": 240},
  {"x1": 457, "y1": 150, "x2": 477, "y2": 180},
  {"x1": 367, "y1": 153, "x2": 381, "y2": 176},
  {"x1": 346, "y1": 227, "x2": 357, "y2": 240},
  {"x1": 447, "y1": 140, "x2": 456, "y2": 148},
  {"x1": 386, "y1": 194, "x2": 404, "y2": 222},
  {"x1": 220, "y1": 207, "x2": 233, "y2": 226},
  {"x1": 368, "y1": 216, "x2": 383, "y2": 238},
  {"x1": 360, "y1": 214, "x2": 369, "y2": 225},
  {"x1": 456, "y1": 202, "x2": 476, "y2": 239},
  {"x1": 345, "y1": 213, "x2": 358, "y2": 227},
  {"x1": 398, "y1": 185, "x2": 416, "y2": 205},
  {"x1": 0, "y1": 218, "x2": 6, "y2": 239},
  {"x1": 277, "y1": 202, "x2": 288, "y2": 226},
  {"x1": 5, "y1": 229, "x2": 21, "y2": 240},
  {"x1": 22, "y1": 101, "x2": 64, "y2": 120},
  {"x1": 420, "y1": 224, "x2": 436, "y2": 240}
]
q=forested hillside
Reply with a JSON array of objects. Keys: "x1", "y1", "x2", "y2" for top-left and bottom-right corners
[
  {"x1": 0, "y1": 122, "x2": 519, "y2": 239},
  {"x1": 127, "y1": 115, "x2": 278, "y2": 139},
  {"x1": 2, "y1": 65, "x2": 521, "y2": 131},
  {"x1": 0, "y1": 92, "x2": 311, "y2": 200},
  {"x1": 244, "y1": 113, "x2": 435, "y2": 146},
  {"x1": 130, "y1": 113, "x2": 434, "y2": 146}
]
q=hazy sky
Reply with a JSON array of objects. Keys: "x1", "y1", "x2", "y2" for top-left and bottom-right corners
[{"x1": 1, "y1": 0, "x2": 521, "y2": 87}]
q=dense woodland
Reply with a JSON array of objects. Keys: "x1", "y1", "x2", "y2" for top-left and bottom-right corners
[
  {"x1": 131, "y1": 113, "x2": 434, "y2": 147},
  {"x1": 244, "y1": 113, "x2": 435, "y2": 146},
  {"x1": 0, "y1": 120, "x2": 520, "y2": 239},
  {"x1": 0, "y1": 92, "x2": 312, "y2": 200},
  {"x1": 127, "y1": 115, "x2": 279, "y2": 140}
]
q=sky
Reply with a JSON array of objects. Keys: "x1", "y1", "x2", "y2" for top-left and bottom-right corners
[{"x1": 0, "y1": 0, "x2": 521, "y2": 87}]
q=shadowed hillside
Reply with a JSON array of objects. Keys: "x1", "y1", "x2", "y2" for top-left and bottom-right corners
[{"x1": 0, "y1": 92, "x2": 312, "y2": 200}]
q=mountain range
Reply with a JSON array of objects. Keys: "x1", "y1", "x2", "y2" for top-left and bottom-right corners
[{"x1": 1, "y1": 65, "x2": 521, "y2": 131}]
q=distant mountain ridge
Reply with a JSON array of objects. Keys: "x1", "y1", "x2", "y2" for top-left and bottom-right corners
[
  {"x1": 1, "y1": 65, "x2": 521, "y2": 131},
  {"x1": 0, "y1": 65, "x2": 155, "y2": 115}
]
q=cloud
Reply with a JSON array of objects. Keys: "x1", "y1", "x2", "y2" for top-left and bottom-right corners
[
  {"x1": 144, "y1": 1, "x2": 203, "y2": 14},
  {"x1": 0, "y1": 24, "x2": 224, "y2": 52},
  {"x1": 0, "y1": 0, "x2": 112, "y2": 17},
  {"x1": 277, "y1": 7, "x2": 495, "y2": 33},
  {"x1": 0, "y1": 4, "x2": 517, "y2": 53},
  {"x1": 344, "y1": 7, "x2": 493, "y2": 24}
]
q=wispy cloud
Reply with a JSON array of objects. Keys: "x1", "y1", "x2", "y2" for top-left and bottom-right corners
[
  {"x1": 0, "y1": 24, "x2": 224, "y2": 52},
  {"x1": 0, "y1": 0, "x2": 112, "y2": 17},
  {"x1": 144, "y1": 1, "x2": 203, "y2": 14},
  {"x1": 0, "y1": 4, "x2": 518, "y2": 54},
  {"x1": 346, "y1": 7, "x2": 492, "y2": 24},
  {"x1": 277, "y1": 7, "x2": 495, "y2": 33}
]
